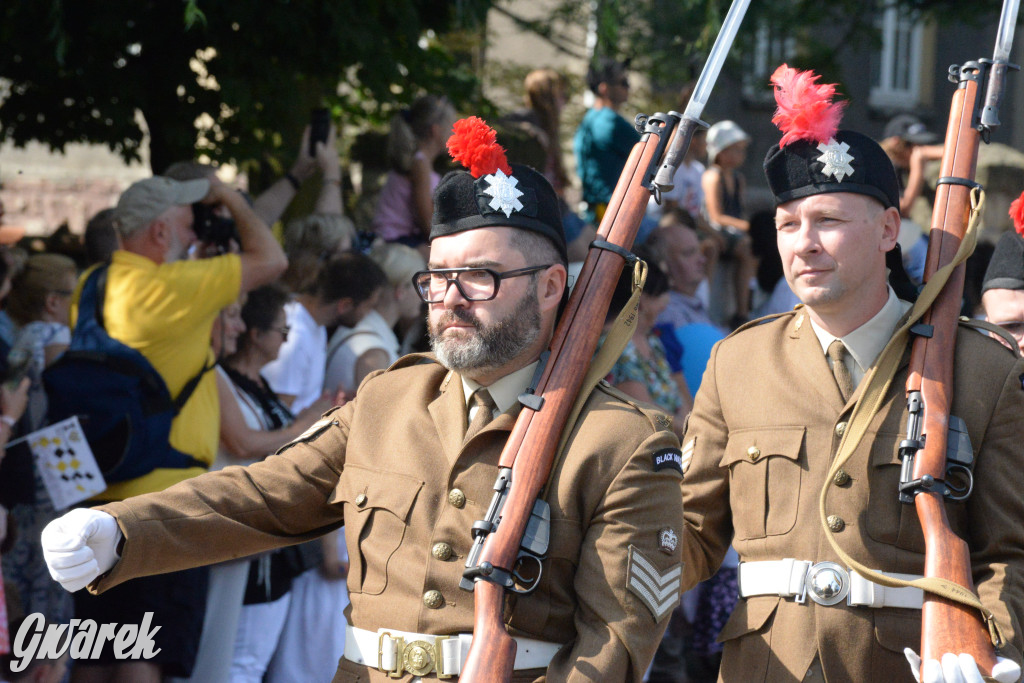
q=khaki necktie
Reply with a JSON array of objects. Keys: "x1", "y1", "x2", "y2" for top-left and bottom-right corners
[
  {"x1": 827, "y1": 339, "x2": 855, "y2": 402},
  {"x1": 464, "y1": 389, "x2": 497, "y2": 443}
]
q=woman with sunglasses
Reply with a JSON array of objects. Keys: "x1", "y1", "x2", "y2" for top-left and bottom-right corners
[{"x1": 215, "y1": 283, "x2": 330, "y2": 467}]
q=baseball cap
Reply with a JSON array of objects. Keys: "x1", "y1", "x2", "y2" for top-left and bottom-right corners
[
  {"x1": 112, "y1": 176, "x2": 210, "y2": 237},
  {"x1": 707, "y1": 121, "x2": 751, "y2": 163},
  {"x1": 883, "y1": 114, "x2": 938, "y2": 145}
]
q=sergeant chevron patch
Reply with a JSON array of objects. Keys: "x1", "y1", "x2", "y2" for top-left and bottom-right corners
[
  {"x1": 626, "y1": 545, "x2": 681, "y2": 622},
  {"x1": 680, "y1": 438, "x2": 694, "y2": 475}
]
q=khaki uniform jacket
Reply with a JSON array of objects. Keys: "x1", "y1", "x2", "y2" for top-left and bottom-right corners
[
  {"x1": 92, "y1": 356, "x2": 685, "y2": 682},
  {"x1": 681, "y1": 310, "x2": 1024, "y2": 682}
]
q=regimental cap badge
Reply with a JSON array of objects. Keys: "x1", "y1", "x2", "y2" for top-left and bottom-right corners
[
  {"x1": 658, "y1": 527, "x2": 679, "y2": 554},
  {"x1": 482, "y1": 169, "x2": 525, "y2": 218},
  {"x1": 816, "y1": 139, "x2": 855, "y2": 182}
]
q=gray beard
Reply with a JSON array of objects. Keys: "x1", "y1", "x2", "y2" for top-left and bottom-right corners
[{"x1": 429, "y1": 288, "x2": 541, "y2": 375}]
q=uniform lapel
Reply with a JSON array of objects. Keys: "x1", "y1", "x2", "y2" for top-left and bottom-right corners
[
  {"x1": 458, "y1": 405, "x2": 519, "y2": 462},
  {"x1": 428, "y1": 371, "x2": 469, "y2": 463},
  {"x1": 787, "y1": 310, "x2": 847, "y2": 410}
]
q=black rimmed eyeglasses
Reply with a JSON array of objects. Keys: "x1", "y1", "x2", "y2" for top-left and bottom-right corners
[{"x1": 411, "y1": 265, "x2": 553, "y2": 304}]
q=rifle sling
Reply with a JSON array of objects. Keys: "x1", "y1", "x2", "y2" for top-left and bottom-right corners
[
  {"x1": 818, "y1": 187, "x2": 1007, "y2": 650},
  {"x1": 543, "y1": 258, "x2": 648, "y2": 497}
]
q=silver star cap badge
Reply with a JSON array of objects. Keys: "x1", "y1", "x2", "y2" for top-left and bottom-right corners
[
  {"x1": 816, "y1": 138, "x2": 855, "y2": 182},
  {"x1": 482, "y1": 169, "x2": 525, "y2": 218}
]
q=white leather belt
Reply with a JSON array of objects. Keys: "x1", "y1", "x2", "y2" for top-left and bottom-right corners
[
  {"x1": 738, "y1": 559, "x2": 924, "y2": 609},
  {"x1": 344, "y1": 625, "x2": 562, "y2": 678}
]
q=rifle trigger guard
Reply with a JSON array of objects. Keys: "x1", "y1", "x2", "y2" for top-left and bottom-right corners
[
  {"x1": 590, "y1": 240, "x2": 638, "y2": 265},
  {"x1": 510, "y1": 553, "x2": 544, "y2": 595},
  {"x1": 944, "y1": 462, "x2": 974, "y2": 501}
]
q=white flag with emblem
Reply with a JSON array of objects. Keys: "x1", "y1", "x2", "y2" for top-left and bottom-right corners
[
  {"x1": 626, "y1": 545, "x2": 681, "y2": 621},
  {"x1": 28, "y1": 416, "x2": 106, "y2": 510}
]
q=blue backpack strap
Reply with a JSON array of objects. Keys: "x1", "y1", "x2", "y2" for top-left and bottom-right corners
[{"x1": 80, "y1": 262, "x2": 211, "y2": 416}]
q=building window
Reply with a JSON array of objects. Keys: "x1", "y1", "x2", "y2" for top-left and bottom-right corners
[
  {"x1": 870, "y1": 7, "x2": 924, "y2": 108},
  {"x1": 742, "y1": 24, "x2": 796, "y2": 104}
]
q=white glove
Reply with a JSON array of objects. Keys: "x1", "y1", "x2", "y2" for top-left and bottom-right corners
[
  {"x1": 41, "y1": 509, "x2": 122, "y2": 593},
  {"x1": 905, "y1": 648, "x2": 1021, "y2": 683}
]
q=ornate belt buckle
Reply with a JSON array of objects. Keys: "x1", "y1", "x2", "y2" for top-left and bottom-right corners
[
  {"x1": 378, "y1": 631, "x2": 405, "y2": 678},
  {"x1": 435, "y1": 635, "x2": 453, "y2": 679},
  {"x1": 805, "y1": 561, "x2": 850, "y2": 606},
  {"x1": 403, "y1": 639, "x2": 436, "y2": 677}
]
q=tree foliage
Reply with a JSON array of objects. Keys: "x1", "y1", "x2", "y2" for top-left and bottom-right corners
[
  {"x1": 541, "y1": 0, "x2": 1006, "y2": 104},
  {"x1": 0, "y1": 0, "x2": 490, "y2": 173}
]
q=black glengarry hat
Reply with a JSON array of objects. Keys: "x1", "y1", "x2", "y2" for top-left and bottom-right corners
[
  {"x1": 982, "y1": 230, "x2": 1024, "y2": 292},
  {"x1": 431, "y1": 116, "x2": 567, "y2": 263},
  {"x1": 763, "y1": 65, "x2": 900, "y2": 210}
]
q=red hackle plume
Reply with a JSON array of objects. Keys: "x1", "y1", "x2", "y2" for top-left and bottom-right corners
[
  {"x1": 447, "y1": 116, "x2": 513, "y2": 178},
  {"x1": 1009, "y1": 189, "x2": 1024, "y2": 237},
  {"x1": 770, "y1": 64, "x2": 847, "y2": 148}
]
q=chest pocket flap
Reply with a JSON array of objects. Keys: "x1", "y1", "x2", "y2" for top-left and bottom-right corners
[
  {"x1": 720, "y1": 426, "x2": 805, "y2": 468},
  {"x1": 720, "y1": 426, "x2": 805, "y2": 539},
  {"x1": 331, "y1": 464, "x2": 424, "y2": 595},
  {"x1": 330, "y1": 464, "x2": 423, "y2": 520}
]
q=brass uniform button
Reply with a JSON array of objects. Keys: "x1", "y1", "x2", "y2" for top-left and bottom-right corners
[
  {"x1": 835, "y1": 422, "x2": 847, "y2": 437},
  {"x1": 423, "y1": 590, "x2": 444, "y2": 609},
  {"x1": 833, "y1": 469, "x2": 851, "y2": 486},
  {"x1": 747, "y1": 446, "x2": 761, "y2": 462},
  {"x1": 354, "y1": 493, "x2": 367, "y2": 507},
  {"x1": 827, "y1": 515, "x2": 845, "y2": 532},
  {"x1": 432, "y1": 542, "x2": 453, "y2": 561},
  {"x1": 448, "y1": 489, "x2": 466, "y2": 509}
]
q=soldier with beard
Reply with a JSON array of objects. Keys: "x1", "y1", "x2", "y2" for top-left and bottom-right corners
[{"x1": 41, "y1": 118, "x2": 684, "y2": 682}]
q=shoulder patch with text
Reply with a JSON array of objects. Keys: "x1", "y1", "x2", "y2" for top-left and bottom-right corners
[{"x1": 652, "y1": 448, "x2": 684, "y2": 476}]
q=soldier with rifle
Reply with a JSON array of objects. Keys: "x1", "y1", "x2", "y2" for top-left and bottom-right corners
[
  {"x1": 39, "y1": 116, "x2": 685, "y2": 682},
  {"x1": 680, "y1": 64, "x2": 1024, "y2": 682}
]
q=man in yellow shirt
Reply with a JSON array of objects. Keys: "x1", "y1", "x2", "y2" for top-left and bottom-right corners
[{"x1": 69, "y1": 175, "x2": 286, "y2": 682}]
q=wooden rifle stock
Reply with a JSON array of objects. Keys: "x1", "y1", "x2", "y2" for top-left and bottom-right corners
[
  {"x1": 458, "y1": 116, "x2": 673, "y2": 682},
  {"x1": 908, "y1": 64, "x2": 997, "y2": 674}
]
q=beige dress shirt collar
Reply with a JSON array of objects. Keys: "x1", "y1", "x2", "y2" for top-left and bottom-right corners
[
  {"x1": 461, "y1": 361, "x2": 539, "y2": 418},
  {"x1": 810, "y1": 287, "x2": 912, "y2": 386}
]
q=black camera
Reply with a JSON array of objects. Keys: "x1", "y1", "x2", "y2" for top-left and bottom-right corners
[{"x1": 191, "y1": 203, "x2": 238, "y2": 250}]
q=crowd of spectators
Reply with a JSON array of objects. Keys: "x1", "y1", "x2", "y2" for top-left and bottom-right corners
[{"x1": 0, "y1": 61, "x2": 1013, "y2": 683}]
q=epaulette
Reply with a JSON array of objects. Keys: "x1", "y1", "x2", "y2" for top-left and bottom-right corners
[
  {"x1": 956, "y1": 317, "x2": 1021, "y2": 358},
  {"x1": 384, "y1": 352, "x2": 440, "y2": 372},
  {"x1": 594, "y1": 379, "x2": 675, "y2": 433},
  {"x1": 724, "y1": 305, "x2": 803, "y2": 340},
  {"x1": 356, "y1": 352, "x2": 442, "y2": 391}
]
